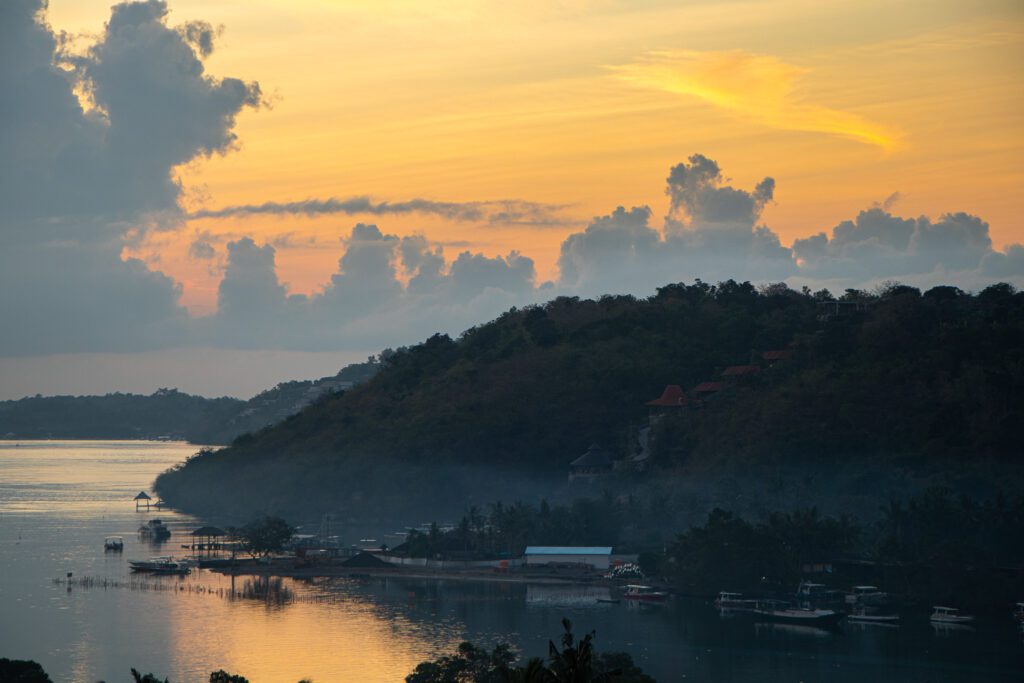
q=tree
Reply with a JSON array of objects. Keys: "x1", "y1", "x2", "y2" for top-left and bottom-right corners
[
  {"x1": 130, "y1": 670, "x2": 168, "y2": 683},
  {"x1": 209, "y1": 671, "x2": 249, "y2": 683},
  {"x1": 0, "y1": 659, "x2": 52, "y2": 683},
  {"x1": 239, "y1": 516, "x2": 294, "y2": 559}
]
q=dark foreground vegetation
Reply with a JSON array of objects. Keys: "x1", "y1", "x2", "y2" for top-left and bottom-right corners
[
  {"x1": 3, "y1": 620, "x2": 653, "y2": 683},
  {"x1": 155, "y1": 280, "x2": 1024, "y2": 525},
  {"x1": 0, "y1": 360, "x2": 378, "y2": 443}
]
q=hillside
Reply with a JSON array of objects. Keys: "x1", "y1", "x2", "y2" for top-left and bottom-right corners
[
  {"x1": 0, "y1": 359, "x2": 379, "y2": 443},
  {"x1": 153, "y1": 281, "x2": 1024, "y2": 526}
]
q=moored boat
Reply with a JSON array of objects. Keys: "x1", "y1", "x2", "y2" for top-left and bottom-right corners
[
  {"x1": 715, "y1": 591, "x2": 757, "y2": 611},
  {"x1": 103, "y1": 536, "x2": 124, "y2": 551},
  {"x1": 1013, "y1": 602, "x2": 1024, "y2": 623},
  {"x1": 845, "y1": 585, "x2": 889, "y2": 606},
  {"x1": 847, "y1": 607, "x2": 900, "y2": 624},
  {"x1": 623, "y1": 585, "x2": 668, "y2": 602},
  {"x1": 751, "y1": 600, "x2": 844, "y2": 626},
  {"x1": 930, "y1": 606, "x2": 974, "y2": 624},
  {"x1": 139, "y1": 519, "x2": 171, "y2": 539}
]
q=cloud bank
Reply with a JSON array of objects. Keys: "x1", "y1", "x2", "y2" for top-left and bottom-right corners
[{"x1": 0, "y1": 2, "x2": 1020, "y2": 361}]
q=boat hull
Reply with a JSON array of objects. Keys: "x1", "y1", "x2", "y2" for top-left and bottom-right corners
[{"x1": 753, "y1": 609, "x2": 844, "y2": 626}]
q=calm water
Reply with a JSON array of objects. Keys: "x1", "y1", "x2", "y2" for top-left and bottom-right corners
[{"x1": 1, "y1": 441, "x2": 1022, "y2": 682}]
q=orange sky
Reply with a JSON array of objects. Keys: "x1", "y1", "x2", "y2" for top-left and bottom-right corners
[{"x1": 50, "y1": 0, "x2": 1024, "y2": 315}]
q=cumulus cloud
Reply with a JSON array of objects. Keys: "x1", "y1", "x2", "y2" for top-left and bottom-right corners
[
  {"x1": 793, "y1": 208, "x2": 995, "y2": 279},
  {"x1": 0, "y1": 0, "x2": 260, "y2": 354},
  {"x1": 557, "y1": 155, "x2": 794, "y2": 297}
]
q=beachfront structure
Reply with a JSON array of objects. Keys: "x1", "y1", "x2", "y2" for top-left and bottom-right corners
[
  {"x1": 568, "y1": 444, "x2": 613, "y2": 483},
  {"x1": 134, "y1": 491, "x2": 152, "y2": 510},
  {"x1": 523, "y1": 546, "x2": 613, "y2": 570}
]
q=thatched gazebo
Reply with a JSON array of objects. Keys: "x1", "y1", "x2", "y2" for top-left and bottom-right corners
[{"x1": 134, "y1": 491, "x2": 152, "y2": 511}]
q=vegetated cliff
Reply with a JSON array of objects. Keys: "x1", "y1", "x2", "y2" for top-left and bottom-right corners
[
  {"x1": 154, "y1": 280, "x2": 1024, "y2": 527},
  {"x1": 0, "y1": 359, "x2": 380, "y2": 443}
]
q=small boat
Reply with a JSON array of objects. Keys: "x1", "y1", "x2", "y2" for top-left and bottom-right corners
[
  {"x1": 930, "y1": 606, "x2": 974, "y2": 624},
  {"x1": 129, "y1": 556, "x2": 189, "y2": 572},
  {"x1": 139, "y1": 519, "x2": 171, "y2": 539},
  {"x1": 752, "y1": 600, "x2": 844, "y2": 626},
  {"x1": 715, "y1": 591, "x2": 757, "y2": 611},
  {"x1": 845, "y1": 585, "x2": 889, "y2": 606},
  {"x1": 796, "y1": 581, "x2": 845, "y2": 606},
  {"x1": 150, "y1": 562, "x2": 190, "y2": 575},
  {"x1": 104, "y1": 536, "x2": 124, "y2": 551},
  {"x1": 623, "y1": 585, "x2": 668, "y2": 602},
  {"x1": 847, "y1": 607, "x2": 900, "y2": 624}
]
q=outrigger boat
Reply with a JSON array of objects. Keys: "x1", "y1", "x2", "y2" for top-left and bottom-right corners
[
  {"x1": 715, "y1": 591, "x2": 757, "y2": 611},
  {"x1": 844, "y1": 585, "x2": 889, "y2": 607},
  {"x1": 751, "y1": 599, "x2": 844, "y2": 626},
  {"x1": 129, "y1": 556, "x2": 192, "y2": 574},
  {"x1": 103, "y1": 536, "x2": 124, "y2": 551},
  {"x1": 623, "y1": 585, "x2": 668, "y2": 602},
  {"x1": 930, "y1": 606, "x2": 974, "y2": 624},
  {"x1": 847, "y1": 607, "x2": 900, "y2": 624}
]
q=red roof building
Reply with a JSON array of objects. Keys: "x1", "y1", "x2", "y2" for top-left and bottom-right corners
[
  {"x1": 762, "y1": 350, "x2": 793, "y2": 361},
  {"x1": 693, "y1": 381, "x2": 725, "y2": 394},
  {"x1": 722, "y1": 365, "x2": 761, "y2": 377},
  {"x1": 646, "y1": 385, "x2": 689, "y2": 407}
]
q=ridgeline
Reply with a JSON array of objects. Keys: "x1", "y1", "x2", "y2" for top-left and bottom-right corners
[
  {"x1": 0, "y1": 360, "x2": 379, "y2": 443},
  {"x1": 154, "y1": 280, "x2": 1024, "y2": 526}
]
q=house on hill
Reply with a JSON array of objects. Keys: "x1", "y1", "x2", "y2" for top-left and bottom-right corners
[
  {"x1": 692, "y1": 381, "x2": 725, "y2": 400},
  {"x1": 646, "y1": 384, "x2": 690, "y2": 409},
  {"x1": 569, "y1": 443, "x2": 613, "y2": 483},
  {"x1": 762, "y1": 350, "x2": 792, "y2": 363}
]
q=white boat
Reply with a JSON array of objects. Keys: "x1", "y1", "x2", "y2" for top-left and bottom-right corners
[
  {"x1": 103, "y1": 536, "x2": 124, "y2": 551},
  {"x1": 623, "y1": 585, "x2": 668, "y2": 602},
  {"x1": 930, "y1": 606, "x2": 974, "y2": 624},
  {"x1": 847, "y1": 607, "x2": 900, "y2": 624},
  {"x1": 715, "y1": 591, "x2": 756, "y2": 610},
  {"x1": 845, "y1": 585, "x2": 889, "y2": 606},
  {"x1": 129, "y1": 556, "x2": 190, "y2": 573},
  {"x1": 752, "y1": 600, "x2": 844, "y2": 626}
]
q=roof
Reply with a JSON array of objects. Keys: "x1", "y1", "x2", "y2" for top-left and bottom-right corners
[
  {"x1": 722, "y1": 365, "x2": 760, "y2": 376},
  {"x1": 646, "y1": 385, "x2": 689, "y2": 407},
  {"x1": 191, "y1": 526, "x2": 227, "y2": 537},
  {"x1": 693, "y1": 381, "x2": 724, "y2": 393},
  {"x1": 133, "y1": 491, "x2": 152, "y2": 500},
  {"x1": 524, "y1": 546, "x2": 613, "y2": 556},
  {"x1": 570, "y1": 443, "x2": 612, "y2": 468},
  {"x1": 762, "y1": 350, "x2": 792, "y2": 361}
]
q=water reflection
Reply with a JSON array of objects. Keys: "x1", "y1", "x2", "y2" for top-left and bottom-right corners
[{"x1": 2, "y1": 441, "x2": 1024, "y2": 683}]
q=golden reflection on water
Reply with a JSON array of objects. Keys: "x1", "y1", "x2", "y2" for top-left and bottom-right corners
[
  {"x1": 1, "y1": 441, "x2": 464, "y2": 682},
  {"x1": 163, "y1": 588, "x2": 462, "y2": 683}
]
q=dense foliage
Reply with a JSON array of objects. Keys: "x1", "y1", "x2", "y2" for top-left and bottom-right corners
[
  {"x1": 237, "y1": 516, "x2": 295, "y2": 558},
  {"x1": 406, "y1": 619, "x2": 655, "y2": 683},
  {"x1": 155, "y1": 281, "x2": 1024, "y2": 524},
  {"x1": 0, "y1": 658, "x2": 52, "y2": 683},
  {"x1": 667, "y1": 488, "x2": 1024, "y2": 611}
]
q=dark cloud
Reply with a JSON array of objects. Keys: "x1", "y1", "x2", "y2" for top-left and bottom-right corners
[
  {"x1": 0, "y1": 0, "x2": 260, "y2": 355},
  {"x1": 187, "y1": 196, "x2": 568, "y2": 226}
]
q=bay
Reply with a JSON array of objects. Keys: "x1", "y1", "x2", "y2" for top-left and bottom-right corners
[{"x1": 1, "y1": 441, "x2": 1021, "y2": 682}]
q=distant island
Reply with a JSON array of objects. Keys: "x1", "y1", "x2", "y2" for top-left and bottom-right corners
[
  {"x1": 153, "y1": 280, "x2": 1024, "y2": 530},
  {"x1": 0, "y1": 359, "x2": 380, "y2": 444}
]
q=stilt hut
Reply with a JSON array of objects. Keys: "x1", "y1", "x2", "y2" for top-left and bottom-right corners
[
  {"x1": 190, "y1": 526, "x2": 227, "y2": 553},
  {"x1": 134, "y1": 491, "x2": 152, "y2": 511}
]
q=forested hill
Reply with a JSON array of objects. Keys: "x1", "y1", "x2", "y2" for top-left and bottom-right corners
[
  {"x1": 0, "y1": 359, "x2": 380, "y2": 443},
  {"x1": 154, "y1": 281, "x2": 1023, "y2": 523}
]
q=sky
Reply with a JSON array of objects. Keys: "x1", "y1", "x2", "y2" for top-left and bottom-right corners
[{"x1": 1, "y1": 0, "x2": 1022, "y2": 399}]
